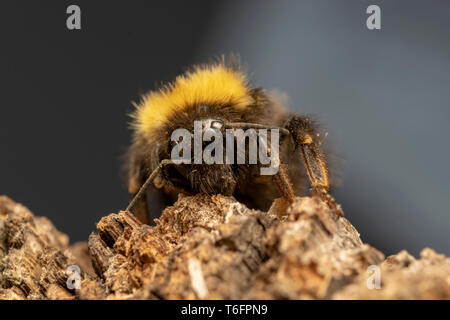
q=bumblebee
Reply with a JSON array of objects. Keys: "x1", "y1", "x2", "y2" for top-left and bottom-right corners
[{"x1": 125, "y1": 59, "x2": 341, "y2": 224}]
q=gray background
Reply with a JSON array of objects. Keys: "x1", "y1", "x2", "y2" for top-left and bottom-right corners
[{"x1": 0, "y1": 1, "x2": 448, "y2": 256}]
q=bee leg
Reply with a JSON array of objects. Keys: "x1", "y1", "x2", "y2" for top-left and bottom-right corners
[
  {"x1": 273, "y1": 163, "x2": 295, "y2": 203},
  {"x1": 285, "y1": 116, "x2": 343, "y2": 216},
  {"x1": 126, "y1": 159, "x2": 175, "y2": 216},
  {"x1": 224, "y1": 121, "x2": 295, "y2": 206},
  {"x1": 131, "y1": 192, "x2": 150, "y2": 225}
]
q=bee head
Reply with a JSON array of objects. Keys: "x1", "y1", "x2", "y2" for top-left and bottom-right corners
[
  {"x1": 130, "y1": 62, "x2": 266, "y2": 196},
  {"x1": 167, "y1": 116, "x2": 237, "y2": 195}
]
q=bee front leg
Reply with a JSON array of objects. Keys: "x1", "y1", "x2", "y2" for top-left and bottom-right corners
[
  {"x1": 285, "y1": 115, "x2": 343, "y2": 216},
  {"x1": 126, "y1": 159, "x2": 175, "y2": 219},
  {"x1": 130, "y1": 192, "x2": 150, "y2": 225}
]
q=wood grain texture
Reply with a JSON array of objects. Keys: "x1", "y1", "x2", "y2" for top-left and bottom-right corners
[{"x1": 0, "y1": 194, "x2": 448, "y2": 299}]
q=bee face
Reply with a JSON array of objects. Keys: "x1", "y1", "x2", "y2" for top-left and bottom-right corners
[
  {"x1": 125, "y1": 61, "x2": 340, "y2": 223},
  {"x1": 166, "y1": 115, "x2": 236, "y2": 195}
]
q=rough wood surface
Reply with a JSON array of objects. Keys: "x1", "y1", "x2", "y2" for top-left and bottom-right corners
[{"x1": 0, "y1": 194, "x2": 449, "y2": 300}]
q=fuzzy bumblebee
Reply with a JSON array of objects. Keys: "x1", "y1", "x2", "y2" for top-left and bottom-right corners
[{"x1": 126, "y1": 60, "x2": 341, "y2": 223}]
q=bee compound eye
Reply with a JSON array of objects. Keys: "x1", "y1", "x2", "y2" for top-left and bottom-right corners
[
  {"x1": 169, "y1": 139, "x2": 178, "y2": 149},
  {"x1": 211, "y1": 120, "x2": 223, "y2": 130}
]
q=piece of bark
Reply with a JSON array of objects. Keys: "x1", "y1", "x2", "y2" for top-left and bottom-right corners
[
  {"x1": 245, "y1": 197, "x2": 386, "y2": 299},
  {"x1": 1, "y1": 193, "x2": 449, "y2": 299},
  {"x1": 87, "y1": 194, "x2": 278, "y2": 299},
  {"x1": 0, "y1": 196, "x2": 103, "y2": 300},
  {"x1": 333, "y1": 248, "x2": 450, "y2": 299}
]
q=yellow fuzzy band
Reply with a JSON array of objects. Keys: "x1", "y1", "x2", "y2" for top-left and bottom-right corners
[{"x1": 132, "y1": 65, "x2": 253, "y2": 137}]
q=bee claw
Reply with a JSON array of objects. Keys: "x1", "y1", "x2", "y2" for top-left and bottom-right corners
[{"x1": 312, "y1": 188, "x2": 343, "y2": 217}]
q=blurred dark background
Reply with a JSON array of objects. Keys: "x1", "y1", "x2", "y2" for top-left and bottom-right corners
[{"x1": 0, "y1": 1, "x2": 448, "y2": 256}]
